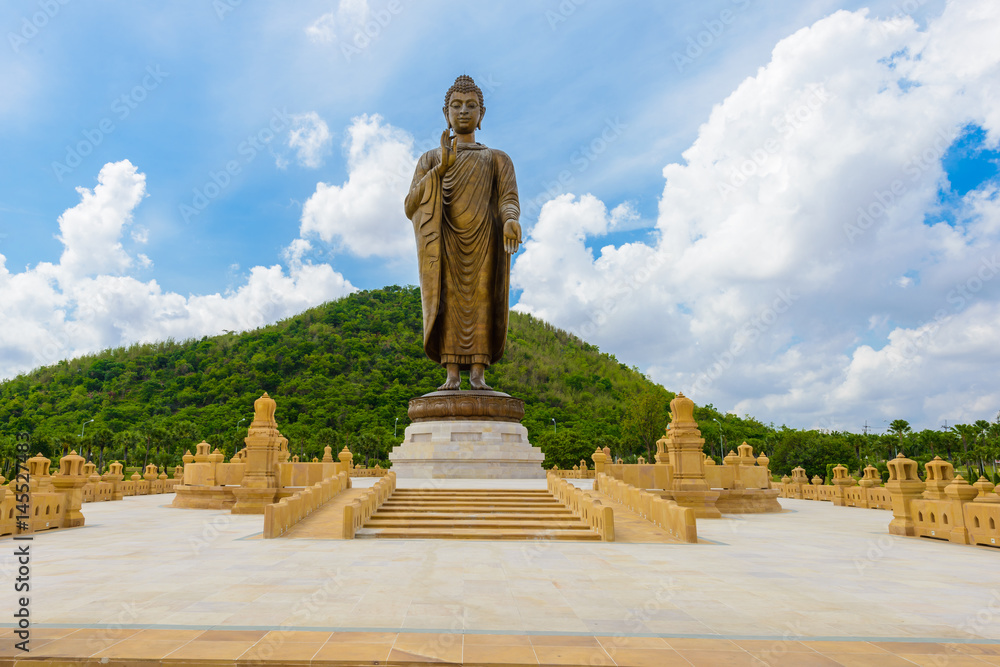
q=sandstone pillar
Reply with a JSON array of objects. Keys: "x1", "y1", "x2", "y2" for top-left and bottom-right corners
[
  {"x1": 944, "y1": 475, "x2": 978, "y2": 545},
  {"x1": 973, "y1": 476, "x2": 998, "y2": 501},
  {"x1": 231, "y1": 392, "x2": 285, "y2": 514},
  {"x1": 591, "y1": 447, "x2": 607, "y2": 476},
  {"x1": 103, "y1": 461, "x2": 125, "y2": 500},
  {"x1": 886, "y1": 453, "x2": 925, "y2": 536},
  {"x1": 923, "y1": 456, "x2": 954, "y2": 500},
  {"x1": 664, "y1": 393, "x2": 720, "y2": 519},
  {"x1": 339, "y1": 446, "x2": 353, "y2": 476},
  {"x1": 857, "y1": 464, "x2": 880, "y2": 508},
  {"x1": 831, "y1": 464, "x2": 854, "y2": 507},
  {"x1": 51, "y1": 450, "x2": 88, "y2": 527}
]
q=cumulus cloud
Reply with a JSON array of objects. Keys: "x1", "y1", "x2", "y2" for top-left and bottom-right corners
[
  {"x1": 285, "y1": 112, "x2": 333, "y2": 169},
  {"x1": 513, "y1": 0, "x2": 1000, "y2": 429},
  {"x1": 55, "y1": 160, "x2": 146, "y2": 279},
  {"x1": 0, "y1": 160, "x2": 355, "y2": 380},
  {"x1": 299, "y1": 113, "x2": 417, "y2": 258},
  {"x1": 305, "y1": 0, "x2": 370, "y2": 43}
]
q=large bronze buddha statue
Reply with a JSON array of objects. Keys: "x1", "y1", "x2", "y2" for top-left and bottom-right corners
[{"x1": 405, "y1": 75, "x2": 521, "y2": 391}]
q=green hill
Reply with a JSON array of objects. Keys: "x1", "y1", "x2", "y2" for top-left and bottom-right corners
[
  {"x1": 15, "y1": 284, "x2": 963, "y2": 480},
  {"x1": 25, "y1": 282, "x2": 985, "y2": 481},
  {"x1": 2, "y1": 285, "x2": 706, "y2": 472}
]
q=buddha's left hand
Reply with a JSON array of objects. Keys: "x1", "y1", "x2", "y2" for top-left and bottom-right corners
[{"x1": 503, "y1": 220, "x2": 521, "y2": 254}]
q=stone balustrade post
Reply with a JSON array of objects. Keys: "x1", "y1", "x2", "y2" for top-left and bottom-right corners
[
  {"x1": 663, "y1": 393, "x2": 720, "y2": 519},
  {"x1": 886, "y1": 453, "x2": 925, "y2": 536},
  {"x1": 831, "y1": 464, "x2": 854, "y2": 506},
  {"x1": 51, "y1": 450, "x2": 87, "y2": 527},
  {"x1": 944, "y1": 475, "x2": 979, "y2": 545},
  {"x1": 232, "y1": 392, "x2": 284, "y2": 514}
]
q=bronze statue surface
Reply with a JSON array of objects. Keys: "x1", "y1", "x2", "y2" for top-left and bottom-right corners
[
  {"x1": 407, "y1": 390, "x2": 525, "y2": 423},
  {"x1": 405, "y1": 75, "x2": 521, "y2": 391}
]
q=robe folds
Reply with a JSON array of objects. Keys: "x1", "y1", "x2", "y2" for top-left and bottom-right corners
[{"x1": 405, "y1": 142, "x2": 519, "y2": 369}]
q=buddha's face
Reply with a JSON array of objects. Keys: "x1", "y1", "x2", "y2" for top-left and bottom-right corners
[{"x1": 444, "y1": 91, "x2": 483, "y2": 134}]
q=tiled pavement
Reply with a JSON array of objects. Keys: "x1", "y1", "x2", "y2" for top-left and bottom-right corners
[
  {"x1": 1, "y1": 478, "x2": 998, "y2": 665},
  {"x1": 2, "y1": 628, "x2": 1000, "y2": 665}
]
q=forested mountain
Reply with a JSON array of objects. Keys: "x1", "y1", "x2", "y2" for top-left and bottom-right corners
[
  {"x1": 1, "y1": 285, "x2": 994, "y2": 480},
  {"x1": 0, "y1": 286, "x2": 674, "y2": 471}
]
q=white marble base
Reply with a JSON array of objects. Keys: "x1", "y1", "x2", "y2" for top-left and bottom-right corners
[{"x1": 389, "y1": 420, "x2": 546, "y2": 479}]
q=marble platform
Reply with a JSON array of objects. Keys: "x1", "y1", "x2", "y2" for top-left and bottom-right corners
[
  {"x1": 389, "y1": 419, "x2": 545, "y2": 478},
  {"x1": 389, "y1": 391, "x2": 545, "y2": 478}
]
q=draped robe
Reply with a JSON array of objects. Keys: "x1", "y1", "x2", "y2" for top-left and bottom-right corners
[{"x1": 406, "y1": 143, "x2": 519, "y2": 369}]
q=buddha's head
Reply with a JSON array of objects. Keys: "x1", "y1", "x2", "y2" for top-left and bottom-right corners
[{"x1": 443, "y1": 75, "x2": 485, "y2": 133}]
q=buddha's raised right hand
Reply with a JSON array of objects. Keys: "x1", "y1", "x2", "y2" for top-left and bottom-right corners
[{"x1": 439, "y1": 129, "x2": 457, "y2": 172}]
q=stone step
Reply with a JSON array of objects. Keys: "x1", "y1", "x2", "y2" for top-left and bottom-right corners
[
  {"x1": 390, "y1": 489, "x2": 552, "y2": 494},
  {"x1": 377, "y1": 508, "x2": 576, "y2": 521},
  {"x1": 364, "y1": 519, "x2": 595, "y2": 530},
  {"x1": 354, "y1": 526, "x2": 601, "y2": 540},
  {"x1": 385, "y1": 496, "x2": 562, "y2": 507},
  {"x1": 359, "y1": 488, "x2": 600, "y2": 541}
]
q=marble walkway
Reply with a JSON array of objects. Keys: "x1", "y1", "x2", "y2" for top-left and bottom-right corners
[{"x1": 0, "y1": 478, "x2": 997, "y2": 665}]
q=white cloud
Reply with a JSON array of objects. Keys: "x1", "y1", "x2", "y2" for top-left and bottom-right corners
[
  {"x1": 55, "y1": 160, "x2": 146, "y2": 280},
  {"x1": 512, "y1": 0, "x2": 1000, "y2": 429},
  {"x1": 286, "y1": 112, "x2": 333, "y2": 169},
  {"x1": 306, "y1": 12, "x2": 337, "y2": 43},
  {"x1": 0, "y1": 161, "x2": 355, "y2": 380},
  {"x1": 299, "y1": 113, "x2": 417, "y2": 259},
  {"x1": 305, "y1": 0, "x2": 370, "y2": 43}
]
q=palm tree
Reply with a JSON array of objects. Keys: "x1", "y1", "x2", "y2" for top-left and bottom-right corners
[
  {"x1": 951, "y1": 424, "x2": 978, "y2": 473},
  {"x1": 888, "y1": 419, "x2": 911, "y2": 457}
]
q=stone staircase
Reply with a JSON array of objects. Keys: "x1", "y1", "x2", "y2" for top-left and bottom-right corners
[{"x1": 354, "y1": 488, "x2": 602, "y2": 540}]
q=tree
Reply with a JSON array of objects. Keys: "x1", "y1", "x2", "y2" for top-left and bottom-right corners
[
  {"x1": 769, "y1": 430, "x2": 859, "y2": 479},
  {"x1": 620, "y1": 390, "x2": 669, "y2": 461},
  {"x1": 888, "y1": 419, "x2": 911, "y2": 456},
  {"x1": 951, "y1": 424, "x2": 978, "y2": 469},
  {"x1": 535, "y1": 429, "x2": 596, "y2": 470}
]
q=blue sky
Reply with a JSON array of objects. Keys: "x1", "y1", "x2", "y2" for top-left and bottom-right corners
[{"x1": 2, "y1": 0, "x2": 999, "y2": 431}]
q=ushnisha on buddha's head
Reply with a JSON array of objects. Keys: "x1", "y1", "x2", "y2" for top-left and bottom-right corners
[{"x1": 443, "y1": 75, "x2": 485, "y2": 134}]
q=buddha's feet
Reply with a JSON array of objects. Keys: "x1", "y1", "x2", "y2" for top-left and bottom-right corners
[
  {"x1": 438, "y1": 364, "x2": 461, "y2": 391},
  {"x1": 437, "y1": 377, "x2": 461, "y2": 391},
  {"x1": 469, "y1": 365, "x2": 492, "y2": 391}
]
